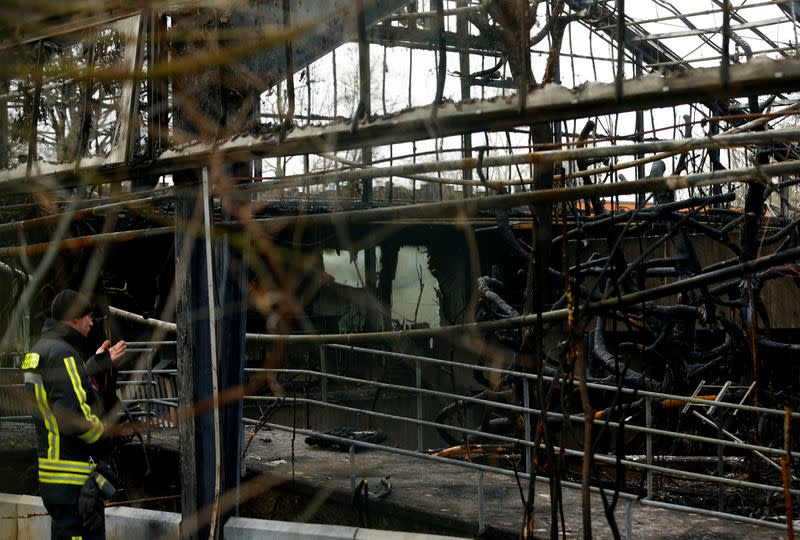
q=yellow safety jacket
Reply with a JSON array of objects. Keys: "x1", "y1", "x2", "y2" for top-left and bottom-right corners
[{"x1": 22, "y1": 319, "x2": 112, "y2": 503}]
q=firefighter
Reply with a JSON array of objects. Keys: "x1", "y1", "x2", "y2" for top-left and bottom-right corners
[{"x1": 22, "y1": 290, "x2": 127, "y2": 539}]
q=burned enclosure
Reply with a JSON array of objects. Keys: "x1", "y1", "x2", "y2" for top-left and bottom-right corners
[{"x1": 3, "y1": 1, "x2": 800, "y2": 538}]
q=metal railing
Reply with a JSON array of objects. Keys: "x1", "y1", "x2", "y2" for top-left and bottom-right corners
[
  {"x1": 242, "y1": 342, "x2": 797, "y2": 533},
  {"x1": 3, "y1": 338, "x2": 797, "y2": 534}
]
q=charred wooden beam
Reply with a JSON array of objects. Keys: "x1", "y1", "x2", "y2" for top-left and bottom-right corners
[
  {"x1": 245, "y1": 160, "x2": 800, "y2": 233},
  {"x1": 2, "y1": 159, "x2": 800, "y2": 259},
  {"x1": 108, "y1": 245, "x2": 800, "y2": 345},
  {"x1": 3, "y1": 57, "x2": 800, "y2": 194},
  {"x1": 173, "y1": 169, "x2": 202, "y2": 540},
  {"x1": 366, "y1": 24, "x2": 504, "y2": 56},
  {"x1": 2, "y1": 122, "x2": 798, "y2": 237},
  {"x1": 564, "y1": 0, "x2": 689, "y2": 70}
]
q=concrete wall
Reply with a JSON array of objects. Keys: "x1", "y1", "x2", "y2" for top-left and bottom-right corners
[
  {"x1": 224, "y1": 517, "x2": 467, "y2": 540},
  {"x1": 106, "y1": 506, "x2": 181, "y2": 538},
  {"x1": 0, "y1": 494, "x2": 465, "y2": 540},
  {"x1": 0, "y1": 494, "x2": 49, "y2": 540},
  {"x1": 0, "y1": 493, "x2": 180, "y2": 540}
]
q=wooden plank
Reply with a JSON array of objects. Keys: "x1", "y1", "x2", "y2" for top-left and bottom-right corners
[{"x1": 174, "y1": 169, "x2": 199, "y2": 540}]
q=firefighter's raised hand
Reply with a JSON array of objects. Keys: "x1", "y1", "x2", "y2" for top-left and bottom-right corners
[
  {"x1": 109, "y1": 340, "x2": 127, "y2": 362},
  {"x1": 96, "y1": 339, "x2": 127, "y2": 363}
]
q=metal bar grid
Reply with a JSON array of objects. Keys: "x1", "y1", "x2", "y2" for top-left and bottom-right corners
[
  {"x1": 238, "y1": 391, "x2": 799, "y2": 496},
  {"x1": 100, "y1": 373, "x2": 800, "y2": 461},
  {"x1": 240, "y1": 365, "x2": 800, "y2": 458},
  {"x1": 4, "y1": 327, "x2": 799, "y2": 529},
  {"x1": 242, "y1": 419, "x2": 791, "y2": 532}
]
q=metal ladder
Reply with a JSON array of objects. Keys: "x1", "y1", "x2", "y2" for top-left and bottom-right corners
[{"x1": 683, "y1": 380, "x2": 782, "y2": 474}]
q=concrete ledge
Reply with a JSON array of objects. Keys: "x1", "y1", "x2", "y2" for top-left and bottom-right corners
[
  {"x1": 0, "y1": 492, "x2": 20, "y2": 539},
  {"x1": 106, "y1": 506, "x2": 180, "y2": 539},
  {"x1": 6, "y1": 493, "x2": 49, "y2": 540},
  {"x1": 1, "y1": 493, "x2": 466, "y2": 540},
  {"x1": 0, "y1": 493, "x2": 180, "y2": 540},
  {"x1": 224, "y1": 517, "x2": 467, "y2": 540}
]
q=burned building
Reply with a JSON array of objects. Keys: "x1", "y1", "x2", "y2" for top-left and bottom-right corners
[{"x1": 2, "y1": 1, "x2": 800, "y2": 538}]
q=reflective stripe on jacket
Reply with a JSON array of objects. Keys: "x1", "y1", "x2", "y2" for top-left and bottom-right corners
[{"x1": 23, "y1": 320, "x2": 111, "y2": 501}]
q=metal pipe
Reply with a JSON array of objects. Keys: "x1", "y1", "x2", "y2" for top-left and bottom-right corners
[
  {"x1": 416, "y1": 358, "x2": 423, "y2": 452},
  {"x1": 118, "y1": 369, "x2": 176, "y2": 375},
  {"x1": 244, "y1": 368, "x2": 800, "y2": 455},
  {"x1": 241, "y1": 395, "x2": 799, "y2": 495},
  {"x1": 4, "y1": 125, "x2": 799, "y2": 238},
  {"x1": 121, "y1": 397, "x2": 178, "y2": 408},
  {"x1": 692, "y1": 410, "x2": 784, "y2": 474},
  {"x1": 244, "y1": 414, "x2": 800, "y2": 495},
  {"x1": 0, "y1": 189, "x2": 174, "y2": 234},
  {"x1": 49, "y1": 364, "x2": 800, "y2": 460},
  {"x1": 327, "y1": 343, "x2": 800, "y2": 421},
  {"x1": 248, "y1": 419, "x2": 800, "y2": 519},
  {"x1": 126, "y1": 384, "x2": 796, "y2": 525},
  {"x1": 385, "y1": 1, "x2": 488, "y2": 22},
  {"x1": 647, "y1": 44, "x2": 800, "y2": 68},
  {"x1": 0, "y1": 226, "x2": 174, "y2": 258},
  {"x1": 637, "y1": 497, "x2": 787, "y2": 531},
  {"x1": 594, "y1": 0, "x2": 785, "y2": 30},
  {"x1": 109, "y1": 241, "x2": 800, "y2": 364},
  {"x1": 319, "y1": 345, "x2": 328, "y2": 405},
  {"x1": 478, "y1": 471, "x2": 485, "y2": 535},
  {"x1": 625, "y1": 501, "x2": 633, "y2": 540},
  {"x1": 646, "y1": 397, "x2": 653, "y2": 499},
  {"x1": 349, "y1": 445, "x2": 356, "y2": 492},
  {"x1": 4, "y1": 150, "x2": 788, "y2": 260},
  {"x1": 633, "y1": 17, "x2": 787, "y2": 42},
  {"x1": 145, "y1": 345, "x2": 154, "y2": 446},
  {"x1": 202, "y1": 167, "x2": 223, "y2": 538},
  {"x1": 523, "y1": 380, "x2": 531, "y2": 474},
  {"x1": 5, "y1": 55, "x2": 800, "y2": 193},
  {"x1": 239, "y1": 127, "x2": 800, "y2": 196},
  {"x1": 246, "y1": 160, "x2": 800, "y2": 233}
]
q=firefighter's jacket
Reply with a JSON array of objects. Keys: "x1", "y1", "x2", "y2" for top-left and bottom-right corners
[{"x1": 22, "y1": 319, "x2": 112, "y2": 503}]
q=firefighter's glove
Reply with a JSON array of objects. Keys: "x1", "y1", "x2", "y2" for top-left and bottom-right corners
[
  {"x1": 78, "y1": 462, "x2": 121, "y2": 531},
  {"x1": 93, "y1": 461, "x2": 121, "y2": 500},
  {"x1": 78, "y1": 474, "x2": 103, "y2": 532}
]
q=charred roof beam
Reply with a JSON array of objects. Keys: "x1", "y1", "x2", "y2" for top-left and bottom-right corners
[
  {"x1": 3, "y1": 57, "x2": 800, "y2": 194},
  {"x1": 778, "y1": 0, "x2": 800, "y2": 23},
  {"x1": 563, "y1": 0, "x2": 691, "y2": 72}
]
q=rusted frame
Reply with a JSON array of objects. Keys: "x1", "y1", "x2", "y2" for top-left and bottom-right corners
[{"x1": 3, "y1": 57, "x2": 800, "y2": 195}]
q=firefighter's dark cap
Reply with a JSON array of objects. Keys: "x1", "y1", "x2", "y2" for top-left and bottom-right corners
[{"x1": 51, "y1": 290, "x2": 93, "y2": 321}]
